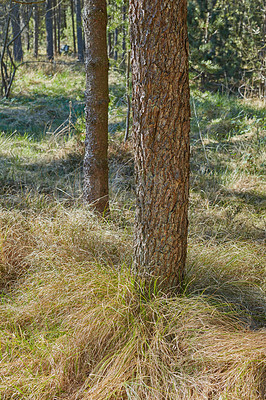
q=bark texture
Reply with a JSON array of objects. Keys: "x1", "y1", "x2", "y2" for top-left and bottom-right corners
[
  {"x1": 129, "y1": 0, "x2": 190, "y2": 290},
  {"x1": 83, "y1": 0, "x2": 109, "y2": 213}
]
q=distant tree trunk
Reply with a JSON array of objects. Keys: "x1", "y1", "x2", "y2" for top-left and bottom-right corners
[
  {"x1": 114, "y1": 27, "x2": 118, "y2": 62},
  {"x1": 53, "y1": 0, "x2": 57, "y2": 54},
  {"x1": 83, "y1": 0, "x2": 109, "y2": 213},
  {"x1": 57, "y1": 0, "x2": 61, "y2": 53},
  {"x1": 46, "y1": 0, "x2": 54, "y2": 60},
  {"x1": 122, "y1": 0, "x2": 127, "y2": 68},
  {"x1": 108, "y1": 31, "x2": 113, "y2": 58},
  {"x1": 10, "y1": 2, "x2": 23, "y2": 62},
  {"x1": 21, "y1": 5, "x2": 30, "y2": 52},
  {"x1": 62, "y1": 4, "x2": 67, "y2": 29},
  {"x1": 70, "y1": 0, "x2": 77, "y2": 55},
  {"x1": 33, "y1": 5, "x2": 39, "y2": 58},
  {"x1": 129, "y1": 0, "x2": 190, "y2": 290},
  {"x1": 76, "y1": 0, "x2": 84, "y2": 61}
]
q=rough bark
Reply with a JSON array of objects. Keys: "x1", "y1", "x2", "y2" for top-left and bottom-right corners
[
  {"x1": 45, "y1": 0, "x2": 53, "y2": 60},
  {"x1": 83, "y1": 0, "x2": 109, "y2": 213},
  {"x1": 10, "y1": 2, "x2": 23, "y2": 62},
  {"x1": 76, "y1": 0, "x2": 84, "y2": 61},
  {"x1": 129, "y1": 0, "x2": 190, "y2": 290}
]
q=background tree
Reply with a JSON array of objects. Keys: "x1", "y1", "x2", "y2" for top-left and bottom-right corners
[
  {"x1": 76, "y1": 0, "x2": 84, "y2": 61},
  {"x1": 129, "y1": 0, "x2": 190, "y2": 290},
  {"x1": 45, "y1": 0, "x2": 53, "y2": 60},
  {"x1": 70, "y1": 0, "x2": 77, "y2": 55},
  {"x1": 83, "y1": 0, "x2": 109, "y2": 213},
  {"x1": 10, "y1": 1, "x2": 23, "y2": 62},
  {"x1": 188, "y1": 0, "x2": 265, "y2": 96},
  {"x1": 33, "y1": 5, "x2": 39, "y2": 58}
]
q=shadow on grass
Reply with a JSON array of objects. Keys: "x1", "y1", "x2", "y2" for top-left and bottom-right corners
[
  {"x1": 0, "y1": 95, "x2": 84, "y2": 139},
  {"x1": 0, "y1": 150, "x2": 83, "y2": 209}
]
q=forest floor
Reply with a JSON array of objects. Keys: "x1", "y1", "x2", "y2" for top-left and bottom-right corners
[{"x1": 0, "y1": 61, "x2": 265, "y2": 399}]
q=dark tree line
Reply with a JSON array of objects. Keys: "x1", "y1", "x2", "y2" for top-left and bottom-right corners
[{"x1": 1, "y1": 0, "x2": 264, "y2": 98}]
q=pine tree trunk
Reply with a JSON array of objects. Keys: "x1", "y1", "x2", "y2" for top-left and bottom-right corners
[
  {"x1": 70, "y1": 0, "x2": 77, "y2": 55},
  {"x1": 129, "y1": 0, "x2": 190, "y2": 290},
  {"x1": 10, "y1": 2, "x2": 23, "y2": 62},
  {"x1": 108, "y1": 31, "x2": 113, "y2": 58},
  {"x1": 46, "y1": 0, "x2": 54, "y2": 60},
  {"x1": 114, "y1": 27, "x2": 118, "y2": 62},
  {"x1": 21, "y1": 5, "x2": 30, "y2": 52},
  {"x1": 83, "y1": 0, "x2": 109, "y2": 213},
  {"x1": 33, "y1": 5, "x2": 39, "y2": 58},
  {"x1": 57, "y1": 1, "x2": 61, "y2": 54},
  {"x1": 76, "y1": 0, "x2": 84, "y2": 61},
  {"x1": 53, "y1": 0, "x2": 57, "y2": 54},
  {"x1": 122, "y1": 0, "x2": 127, "y2": 69}
]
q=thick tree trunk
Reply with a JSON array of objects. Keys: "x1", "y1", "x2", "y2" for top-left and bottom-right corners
[
  {"x1": 129, "y1": 0, "x2": 190, "y2": 290},
  {"x1": 33, "y1": 5, "x2": 39, "y2": 58},
  {"x1": 46, "y1": 0, "x2": 54, "y2": 60},
  {"x1": 76, "y1": 0, "x2": 84, "y2": 61},
  {"x1": 10, "y1": 2, "x2": 23, "y2": 62},
  {"x1": 83, "y1": 0, "x2": 109, "y2": 213}
]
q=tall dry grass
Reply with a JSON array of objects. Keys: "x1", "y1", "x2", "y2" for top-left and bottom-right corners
[
  {"x1": 0, "y1": 205, "x2": 265, "y2": 399},
  {"x1": 0, "y1": 65, "x2": 265, "y2": 399}
]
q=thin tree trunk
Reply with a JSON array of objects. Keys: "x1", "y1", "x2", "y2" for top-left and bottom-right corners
[
  {"x1": 83, "y1": 0, "x2": 109, "y2": 213},
  {"x1": 62, "y1": 4, "x2": 67, "y2": 29},
  {"x1": 129, "y1": 0, "x2": 190, "y2": 290},
  {"x1": 46, "y1": 0, "x2": 54, "y2": 60},
  {"x1": 10, "y1": 2, "x2": 23, "y2": 62},
  {"x1": 53, "y1": 0, "x2": 57, "y2": 54},
  {"x1": 108, "y1": 31, "x2": 113, "y2": 58},
  {"x1": 76, "y1": 0, "x2": 84, "y2": 61},
  {"x1": 70, "y1": 0, "x2": 77, "y2": 55},
  {"x1": 33, "y1": 5, "x2": 39, "y2": 58},
  {"x1": 57, "y1": 1, "x2": 61, "y2": 54},
  {"x1": 21, "y1": 5, "x2": 30, "y2": 52},
  {"x1": 122, "y1": 0, "x2": 127, "y2": 68},
  {"x1": 1, "y1": 2, "x2": 12, "y2": 96},
  {"x1": 124, "y1": 50, "x2": 131, "y2": 142},
  {"x1": 114, "y1": 27, "x2": 118, "y2": 62}
]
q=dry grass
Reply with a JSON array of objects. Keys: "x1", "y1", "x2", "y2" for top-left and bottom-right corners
[
  {"x1": 0, "y1": 204, "x2": 265, "y2": 399},
  {"x1": 0, "y1": 65, "x2": 265, "y2": 399}
]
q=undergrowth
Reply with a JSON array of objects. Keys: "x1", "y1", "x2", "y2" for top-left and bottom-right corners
[{"x1": 0, "y1": 62, "x2": 265, "y2": 399}]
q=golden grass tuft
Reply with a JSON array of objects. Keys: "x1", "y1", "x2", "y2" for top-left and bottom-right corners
[{"x1": 0, "y1": 206, "x2": 265, "y2": 399}]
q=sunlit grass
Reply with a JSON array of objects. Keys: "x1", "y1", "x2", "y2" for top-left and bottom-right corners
[{"x1": 0, "y1": 63, "x2": 265, "y2": 399}]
